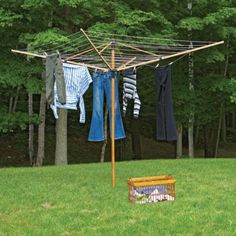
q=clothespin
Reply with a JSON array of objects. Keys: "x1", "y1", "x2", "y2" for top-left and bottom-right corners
[{"x1": 156, "y1": 55, "x2": 164, "y2": 67}]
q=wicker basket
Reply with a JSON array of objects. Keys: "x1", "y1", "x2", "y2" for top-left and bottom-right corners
[{"x1": 128, "y1": 175, "x2": 176, "y2": 204}]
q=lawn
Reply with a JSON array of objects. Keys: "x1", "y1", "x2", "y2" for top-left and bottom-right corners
[{"x1": 0, "y1": 159, "x2": 235, "y2": 236}]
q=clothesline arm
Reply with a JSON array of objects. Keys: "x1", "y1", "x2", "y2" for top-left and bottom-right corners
[
  {"x1": 118, "y1": 42, "x2": 160, "y2": 57},
  {"x1": 117, "y1": 40, "x2": 224, "y2": 71},
  {"x1": 11, "y1": 49, "x2": 108, "y2": 71},
  {"x1": 117, "y1": 57, "x2": 137, "y2": 71},
  {"x1": 64, "y1": 42, "x2": 108, "y2": 61},
  {"x1": 11, "y1": 49, "x2": 46, "y2": 58},
  {"x1": 80, "y1": 28, "x2": 112, "y2": 70},
  {"x1": 99, "y1": 42, "x2": 112, "y2": 53}
]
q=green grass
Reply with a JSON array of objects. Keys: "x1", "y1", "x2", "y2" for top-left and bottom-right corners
[{"x1": 0, "y1": 159, "x2": 236, "y2": 236}]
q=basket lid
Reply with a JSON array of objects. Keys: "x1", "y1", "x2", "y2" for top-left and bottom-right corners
[{"x1": 128, "y1": 175, "x2": 176, "y2": 187}]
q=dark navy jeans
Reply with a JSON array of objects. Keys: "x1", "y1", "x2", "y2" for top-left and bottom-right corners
[{"x1": 88, "y1": 71, "x2": 126, "y2": 141}]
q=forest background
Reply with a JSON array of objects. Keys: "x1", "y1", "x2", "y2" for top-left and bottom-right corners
[{"x1": 0, "y1": 0, "x2": 236, "y2": 167}]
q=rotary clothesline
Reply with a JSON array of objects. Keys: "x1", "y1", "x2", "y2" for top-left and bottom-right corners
[
  {"x1": 12, "y1": 29, "x2": 224, "y2": 72},
  {"x1": 11, "y1": 28, "x2": 224, "y2": 187}
]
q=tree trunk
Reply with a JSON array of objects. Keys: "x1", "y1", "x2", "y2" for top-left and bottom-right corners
[
  {"x1": 8, "y1": 96, "x2": 13, "y2": 113},
  {"x1": 187, "y1": 2, "x2": 194, "y2": 158},
  {"x1": 176, "y1": 124, "x2": 182, "y2": 158},
  {"x1": 55, "y1": 108, "x2": 68, "y2": 165},
  {"x1": 213, "y1": 105, "x2": 223, "y2": 157},
  {"x1": 36, "y1": 87, "x2": 46, "y2": 166},
  {"x1": 131, "y1": 118, "x2": 142, "y2": 160},
  {"x1": 204, "y1": 124, "x2": 218, "y2": 158},
  {"x1": 12, "y1": 87, "x2": 20, "y2": 113},
  {"x1": 116, "y1": 139, "x2": 125, "y2": 161},
  {"x1": 188, "y1": 124, "x2": 194, "y2": 158},
  {"x1": 204, "y1": 125, "x2": 215, "y2": 157},
  {"x1": 221, "y1": 113, "x2": 226, "y2": 142},
  {"x1": 232, "y1": 111, "x2": 235, "y2": 129},
  {"x1": 204, "y1": 125, "x2": 209, "y2": 157},
  {"x1": 100, "y1": 106, "x2": 108, "y2": 162},
  {"x1": 28, "y1": 93, "x2": 34, "y2": 165},
  {"x1": 221, "y1": 39, "x2": 230, "y2": 143},
  {"x1": 188, "y1": 47, "x2": 194, "y2": 158},
  {"x1": 194, "y1": 126, "x2": 199, "y2": 145}
]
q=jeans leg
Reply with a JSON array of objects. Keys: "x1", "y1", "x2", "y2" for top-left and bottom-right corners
[
  {"x1": 88, "y1": 73, "x2": 105, "y2": 141},
  {"x1": 105, "y1": 73, "x2": 126, "y2": 140}
]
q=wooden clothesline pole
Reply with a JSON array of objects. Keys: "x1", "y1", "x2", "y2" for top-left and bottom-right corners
[
  {"x1": 117, "y1": 40, "x2": 224, "y2": 71},
  {"x1": 80, "y1": 28, "x2": 112, "y2": 70}
]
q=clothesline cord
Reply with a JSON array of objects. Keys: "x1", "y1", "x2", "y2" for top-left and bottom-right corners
[
  {"x1": 30, "y1": 33, "x2": 212, "y2": 52},
  {"x1": 86, "y1": 30, "x2": 215, "y2": 43},
  {"x1": 87, "y1": 36, "x2": 207, "y2": 48},
  {"x1": 69, "y1": 56, "x2": 155, "y2": 62},
  {"x1": 43, "y1": 36, "x2": 88, "y2": 52},
  {"x1": 21, "y1": 35, "x2": 213, "y2": 58},
  {"x1": 69, "y1": 53, "x2": 160, "y2": 60},
  {"x1": 29, "y1": 31, "x2": 83, "y2": 50},
  {"x1": 40, "y1": 40, "x2": 90, "y2": 54},
  {"x1": 23, "y1": 35, "x2": 89, "y2": 54},
  {"x1": 116, "y1": 47, "x2": 195, "y2": 54},
  {"x1": 170, "y1": 53, "x2": 188, "y2": 64},
  {"x1": 18, "y1": 29, "x2": 217, "y2": 56},
  {"x1": 144, "y1": 53, "x2": 188, "y2": 68},
  {"x1": 45, "y1": 43, "x2": 91, "y2": 54}
]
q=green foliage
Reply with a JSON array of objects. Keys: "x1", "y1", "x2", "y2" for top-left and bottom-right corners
[
  {"x1": 0, "y1": 8, "x2": 22, "y2": 28},
  {"x1": 229, "y1": 78, "x2": 236, "y2": 104},
  {"x1": 21, "y1": 0, "x2": 50, "y2": 9},
  {"x1": 0, "y1": 53, "x2": 43, "y2": 93},
  {"x1": 117, "y1": 10, "x2": 155, "y2": 26},
  {"x1": 58, "y1": 0, "x2": 86, "y2": 8},
  {"x1": 204, "y1": 7, "x2": 236, "y2": 25},
  {"x1": 20, "y1": 28, "x2": 70, "y2": 49},
  {"x1": 204, "y1": 49, "x2": 225, "y2": 63},
  {"x1": 178, "y1": 17, "x2": 205, "y2": 31},
  {"x1": 0, "y1": 112, "x2": 39, "y2": 132}
]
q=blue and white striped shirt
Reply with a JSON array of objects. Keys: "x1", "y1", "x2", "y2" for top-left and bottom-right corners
[{"x1": 51, "y1": 63, "x2": 92, "y2": 123}]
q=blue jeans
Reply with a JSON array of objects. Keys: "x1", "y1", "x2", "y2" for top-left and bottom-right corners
[{"x1": 88, "y1": 71, "x2": 126, "y2": 141}]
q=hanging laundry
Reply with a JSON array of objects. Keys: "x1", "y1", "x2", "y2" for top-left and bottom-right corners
[
  {"x1": 88, "y1": 71, "x2": 126, "y2": 141},
  {"x1": 45, "y1": 53, "x2": 66, "y2": 105},
  {"x1": 122, "y1": 67, "x2": 141, "y2": 118},
  {"x1": 50, "y1": 63, "x2": 92, "y2": 123},
  {"x1": 156, "y1": 64, "x2": 177, "y2": 141}
]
